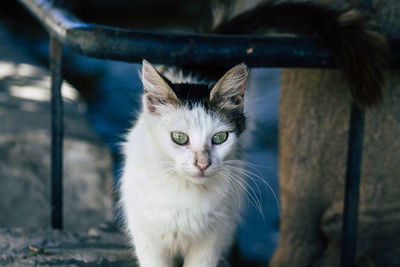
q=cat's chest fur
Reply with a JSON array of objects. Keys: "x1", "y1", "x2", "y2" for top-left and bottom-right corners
[
  {"x1": 137, "y1": 193, "x2": 216, "y2": 240},
  {"x1": 124, "y1": 165, "x2": 228, "y2": 227},
  {"x1": 122, "y1": 166, "x2": 233, "y2": 251}
]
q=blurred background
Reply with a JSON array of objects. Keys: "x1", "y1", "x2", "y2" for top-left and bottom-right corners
[{"x1": 0, "y1": 0, "x2": 280, "y2": 265}]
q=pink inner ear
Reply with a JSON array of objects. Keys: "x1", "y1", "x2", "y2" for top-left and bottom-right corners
[
  {"x1": 145, "y1": 95, "x2": 170, "y2": 114},
  {"x1": 146, "y1": 96, "x2": 158, "y2": 113},
  {"x1": 232, "y1": 95, "x2": 244, "y2": 106}
]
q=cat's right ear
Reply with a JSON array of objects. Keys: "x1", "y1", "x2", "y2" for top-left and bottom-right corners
[
  {"x1": 141, "y1": 60, "x2": 180, "y2": 114},
  {"x1": 210, "y1": 64, "x2": 248, "y2": 112}
]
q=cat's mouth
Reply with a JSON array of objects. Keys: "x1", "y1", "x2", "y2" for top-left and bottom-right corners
[
  {"x1": 190, "y1": 170, "x2": 211, "y2": 182},
  {"x1": 192, "y1": 171, "x2": 206, "y2": 178},
  {"x1": 184, "y1": 167, "x2": 217, "y2": 183},
  {"x1": 195, "y1": 172, "x2": 207, "y2": 178}
]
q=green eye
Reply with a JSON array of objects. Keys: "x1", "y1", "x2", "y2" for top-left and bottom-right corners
[
  {"x1": 212, "y1": 131, "x2": 228, "y2": 145},
  {"x1": 171, "y1": 131, "x2": 189, "y2": 145}
]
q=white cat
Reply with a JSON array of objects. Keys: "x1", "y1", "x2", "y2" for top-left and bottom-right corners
[{"x1": 119, "y1": 60, "x2": 249, "y2": 267}]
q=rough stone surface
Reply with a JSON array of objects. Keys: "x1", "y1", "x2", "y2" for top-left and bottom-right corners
[
  {"x1": 0, "y1": 23, "x2": 114, "y2": 231},
  {"x1": 0, "y1": 225, "x2": 136, "y2": 266}
]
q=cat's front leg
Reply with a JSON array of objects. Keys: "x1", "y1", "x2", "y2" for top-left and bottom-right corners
[
  {"x1": 183, "y1": 230, "x2": 233, "y2": 267},
  {"x1": 133, "y1": 231, "x2": 173, "y2": 267}
]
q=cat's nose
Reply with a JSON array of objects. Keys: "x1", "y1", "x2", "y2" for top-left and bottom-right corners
[
  {"x1": 194, "y1": 151, "x2": 210, "y2": 172},
  {"x1": 195, "y1": 159, "x2": 210, "y2": 171}
]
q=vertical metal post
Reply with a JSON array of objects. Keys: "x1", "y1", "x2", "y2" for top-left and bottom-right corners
[
  {"x1": 50, "y1": 34, "x2": 63, "y2": 230},
  {"x1": 340, "y1": 103, "x2": 365, "y2": 267}
]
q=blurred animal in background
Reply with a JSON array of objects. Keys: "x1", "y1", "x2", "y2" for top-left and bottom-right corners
[{"x1": 274, "y1": 0, "x2": 400, "y2": 266}]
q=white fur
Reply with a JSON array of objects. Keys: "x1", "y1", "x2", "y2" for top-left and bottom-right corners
[
  {"x1": 158, "y1": 66, "x2": 203, "y2": 84},
  {"x1": 119, "y1": 60, "x2": 248, "y2": 267},
  {"x1": 120, "y1": 101, "x2": 246, "y2": 267}
]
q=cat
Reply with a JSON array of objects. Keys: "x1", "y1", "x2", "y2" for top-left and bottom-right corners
[
  {"x1": 120, "y1": 60, "x2": 248, "y2": 267},
  {"x1": 119, "y1": 1, "x2": 389, "y2": 266}
]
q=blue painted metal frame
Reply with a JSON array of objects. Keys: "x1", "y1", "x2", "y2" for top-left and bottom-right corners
[
  {"x1": 11, "y1": 0, "x2": 351, "y2": 68},
  {"x1": 17, "y1": 0, "x2": 400, "y2": 68},
  {"x1": 49, "y1": 35, "x2": 63, "y2": 230},
  {"x1": 340, "y1": 103, "x2": 365, "y2": 267},
  {"x1": 17, "y1": 0, "x2": 399, "y2": 266}
]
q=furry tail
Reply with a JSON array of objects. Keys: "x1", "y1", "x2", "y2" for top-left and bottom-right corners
[{"x1": 212, "y1": 1, "x2": 390, "y2": 107}]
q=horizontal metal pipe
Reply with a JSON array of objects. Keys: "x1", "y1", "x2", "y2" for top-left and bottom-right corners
[
  {"x1": 16, "y1": 0, "x2": 331, "y2": 68},
  {"x1": 17, "y1": 0, "x2": 400, "y2": 68}
]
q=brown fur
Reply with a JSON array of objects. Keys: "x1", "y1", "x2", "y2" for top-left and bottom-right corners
[
  {"x1": 272, "y1": 0, "x2": 400, "y2": 266},
  {"x1": 213, "y1": 1, "x2": 390, "y2": 107}
]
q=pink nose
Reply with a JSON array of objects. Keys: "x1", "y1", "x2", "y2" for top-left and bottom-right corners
[{"x1": 196, "y1": 161, "x2": 210, "y2": 171}]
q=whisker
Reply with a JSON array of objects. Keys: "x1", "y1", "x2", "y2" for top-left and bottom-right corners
[
  {"x1": 221, "y1": 168, "x2": 264, "y2": 218},
  {"x1": 219, "y1": 170, "x2": 243, "y2": 209},
  {"x1": 228, "y1": 171, "x2": 265, "y2": 219},
  {"x1": 221, "y1": 162, "x2": 280, "y2": 215},
  {"x1": 225, "y1": 159, "x2": 274, "y2": 170}
]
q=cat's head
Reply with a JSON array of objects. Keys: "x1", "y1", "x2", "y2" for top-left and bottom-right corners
[{"x1": 141, "y1": 60, "x2": 248, "y2": 184}]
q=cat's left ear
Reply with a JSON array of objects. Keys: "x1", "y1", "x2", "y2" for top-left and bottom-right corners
[
  {"x1": 141, "y1": 60, "x2": 180, "y2": 114},
  {"x1": 210, "y1": 64, "x2": 248, "y2": 112}
]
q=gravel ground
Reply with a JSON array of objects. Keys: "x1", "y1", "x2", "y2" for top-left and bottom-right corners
[{"x1": 0, "y1": 224, "x2": 136, "y2": 266}]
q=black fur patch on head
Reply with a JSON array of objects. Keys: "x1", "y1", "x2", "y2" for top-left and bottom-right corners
[
  {"x1": 214, "y1": 107, "x2": 246, "y2": 136},
  {"x1": 208, "y1": 92, "x2": 246, "y2": 136},
  {"x1": 159, "y1": 72, "x2": 213, "y2": 107},
  {"x1": 160, "y1": 74, "x2": 246, "y2": 135},
  {"x1": 171, "y1": 83, "x2": 213, "y2": 108}
]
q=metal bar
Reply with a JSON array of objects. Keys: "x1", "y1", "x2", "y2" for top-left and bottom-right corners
[
  {"x1": 50, "y1": 35, "x2": 64, "y2": 230},
  {"x1": 17, "y1": 0, "x2": 400, "y2": 68},
  {"x1": 339, "y1": 0, "x2": 372, "y2": 264},
  {"x1": 340, "y1": 103, "x2": 365, "y2": 267},
  {"x1": 16, "y1": 0, "x2": 331, "y2": 68},
  {"x1": 15, "y1": 0, "x2": 399, "y2": 68}
]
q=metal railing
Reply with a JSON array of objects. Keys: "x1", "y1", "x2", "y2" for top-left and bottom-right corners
[{"x1": 17, "y1": 0, "x2": 400, "y2": 266}]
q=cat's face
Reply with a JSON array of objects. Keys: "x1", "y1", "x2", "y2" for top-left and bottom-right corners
[
  {"x1": 147, "y1": 104, "x2": 239, "y2": 184},
  {"x1": 141, "y1": 60, "x2": 248, "y2": 184}
]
